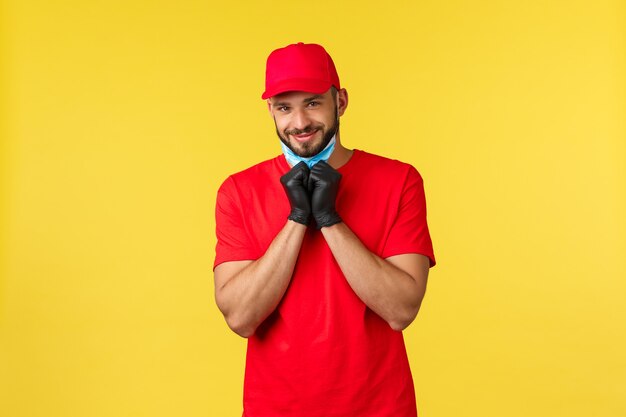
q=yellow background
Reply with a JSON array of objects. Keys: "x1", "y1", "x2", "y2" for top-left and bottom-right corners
[{"x1": 1, "y1": 1, "x2": 625, "y2": 416}]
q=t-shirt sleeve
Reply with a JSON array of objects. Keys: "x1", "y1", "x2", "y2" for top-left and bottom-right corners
[
  {"x1": 381, "y1": 166, "x2": 436, "y2": 267},
  {"x1": 213, "y1": 176, "x2": 258, "y2": 270}
]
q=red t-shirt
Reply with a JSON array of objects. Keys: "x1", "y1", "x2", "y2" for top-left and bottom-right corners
[{"x1": 214, "y1": 149, "x2": 435, "y2": 417}]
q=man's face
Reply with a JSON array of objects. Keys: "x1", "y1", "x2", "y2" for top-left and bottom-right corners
[{"x1": 268, "y1": 89, "x2": 339, "y2": 158}]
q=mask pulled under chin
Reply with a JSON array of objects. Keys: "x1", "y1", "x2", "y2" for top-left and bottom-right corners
[{"x1": 280, "y1": 134, "x2": 336, "y2": 169}]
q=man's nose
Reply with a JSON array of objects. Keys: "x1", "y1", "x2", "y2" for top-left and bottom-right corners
[{"x1": 290, "y1": 108, "x2": 311, "y2": 130}]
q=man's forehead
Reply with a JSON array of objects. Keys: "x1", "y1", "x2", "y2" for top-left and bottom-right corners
[{"x1": 268, "y1": 90, "x2": 330, "y2": 104}]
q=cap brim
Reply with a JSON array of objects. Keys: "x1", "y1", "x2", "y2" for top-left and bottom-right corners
[{"x1": 261, "y1": 78, "x2": 333, "y2": 100}]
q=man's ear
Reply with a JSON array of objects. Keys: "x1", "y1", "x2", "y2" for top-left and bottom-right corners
[
  {"x1": 267, "y1": 100, "x2": 272, "y2": 115},
  {"x1": 337, "y1": 88, "x2": 348, "y2": 117}
]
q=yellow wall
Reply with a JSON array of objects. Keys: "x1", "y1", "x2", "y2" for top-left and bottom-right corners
[{"x1": 1, "y1": 1, "x2": 624, "y2": 416}]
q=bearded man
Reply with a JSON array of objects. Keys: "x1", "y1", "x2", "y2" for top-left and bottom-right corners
[{"x1": 213, "y1": 42, "x2": 436, "y2": 417}]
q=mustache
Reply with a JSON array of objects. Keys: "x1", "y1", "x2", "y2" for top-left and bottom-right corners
[{"x1": 284, "y1": 126, "x2": 322, "y2": 136}]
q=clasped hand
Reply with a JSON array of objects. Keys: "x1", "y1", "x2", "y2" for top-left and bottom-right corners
[{"x1": 280, "y1": 161, "x2": 342, "y2": 229}]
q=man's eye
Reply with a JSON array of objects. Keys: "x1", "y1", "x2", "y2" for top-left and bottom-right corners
[
  {"x1": 278, "y1": 106, "x2": 289, "y2": 112},
  {"x1": 307, "y1": 101, "x2": 319, "y2": 107}
]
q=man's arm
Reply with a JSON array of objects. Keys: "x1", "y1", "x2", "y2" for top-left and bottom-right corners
[
  {"x1": 213, "y1": 162, "x2": 312, "y2": 338},
  {"x1": 308, "y1": 161, "x2": 431, "y2": 331},
  {"x1": 321, "y1": 222, "x2": 429, "y2": 331},
  {"x1": 214, "y1": 220, "x2": 306, "y2": 338}
]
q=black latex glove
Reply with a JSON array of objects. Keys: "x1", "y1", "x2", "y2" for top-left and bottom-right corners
[
  {"x1": 308, "y1": 161, "x2": 342, "y2": 229},
  {"x1": 280, "y1": 161, "x2": 311, "y2": 225}
]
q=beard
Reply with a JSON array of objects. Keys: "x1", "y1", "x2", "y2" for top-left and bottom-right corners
[{"x1": 274, "y1": 105, "x2": 340, "y2": 158}]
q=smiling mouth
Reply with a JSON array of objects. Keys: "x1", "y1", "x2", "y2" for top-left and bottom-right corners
[{"x1": 291, "y1": 129, "x2": 319, "y2": 142}]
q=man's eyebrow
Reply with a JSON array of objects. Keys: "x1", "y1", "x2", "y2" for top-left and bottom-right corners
[
  {"x1": 271, "y1": 94, "x2": 325, "y2": 107},
  {"x1": 303, "y1": 94, "x2": 324, "y2": 103}
]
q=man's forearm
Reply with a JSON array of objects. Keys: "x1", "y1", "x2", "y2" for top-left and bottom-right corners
[
  {"x1": 216, "y1": 220, "x2": 307, "y2": 337},
  {"x1": 321, "y1": 222, "x2": 427, "y2": 331}
]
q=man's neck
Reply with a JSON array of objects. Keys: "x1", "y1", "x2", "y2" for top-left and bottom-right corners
[{"x1": 327, "y1": 142, "x2": 353, "y2": 169}]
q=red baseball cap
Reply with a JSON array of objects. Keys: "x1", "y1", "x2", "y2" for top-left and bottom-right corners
[{"x1": 261, "y1": 42, "x2": 341, "y2": 100}]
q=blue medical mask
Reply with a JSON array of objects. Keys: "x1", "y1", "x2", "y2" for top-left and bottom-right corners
[{"x1": 281, "y1": 134, "x2": 336, "y2": 169}]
